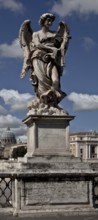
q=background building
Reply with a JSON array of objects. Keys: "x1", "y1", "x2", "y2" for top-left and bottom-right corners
[
  {"x1": 0, "y1": 141, "x2": 4, "y2": 158},
  {"x1": 70, "y1": 131, "x2": 98, "y2": 161},
  {"x1": 0, "y1": 127, "x2": 27, "y2": 159},
  {"x1": 1, "y1": 127, "x2": 16, "y2": 147},
  {"x1": 0, "y1": 127, "x2": 17, "y2": 158}
]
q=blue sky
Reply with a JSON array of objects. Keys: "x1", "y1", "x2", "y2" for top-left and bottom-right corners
[{"x1": 0, "y1": 0, "x2": 98, "y2": 141}]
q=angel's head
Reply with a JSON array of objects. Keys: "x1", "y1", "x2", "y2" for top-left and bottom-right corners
[{"x1": 39, "y1": 13, "x2": 55, "y2": 27}]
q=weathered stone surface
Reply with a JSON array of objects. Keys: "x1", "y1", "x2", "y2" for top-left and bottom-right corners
[
  {"x1": 27, "y1": 98, "x2": 68, "y2": 116},
  {"x1": 24, "y1": 181, "x2": 89, "y2": 205},
  {"x1": 23, "y1": 115, "x2": 74, "y2": 157},
  {"x1": 0, "y1": 159, "x2": 98, "y2": 214}
]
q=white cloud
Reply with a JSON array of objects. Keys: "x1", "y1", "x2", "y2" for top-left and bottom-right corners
[
  {"x1": 68, "y1": 92, "x2": 98, "y2": 111},
  {"x1": 52, "y1": 0, "x2": 98, "y2": 17},
  {"x1": 0, "y1": 114, "x2": 21, "y2": 128},
  {"x1": 0, "y1": 89, "x2": 32, "y2": 112},
  {"x1": 82, "y1": 37, "x2": 97, "y2": 51},
  {"x1": 17, "y1": 135, "x2": 27, "y2": 143},
  {"x1": 13, "y1": 126, "x2": 27, "y2": 137},
  {"x1": 0, "y1": 105, "x2": 7, "y2": 115},
  {"x1": 0, "y1": 0, "x2": 24, "y2": 12},
  {"x1": 0, "y1": 115, "x2": 27, "y2": 139},
  {"x1": 0, "y1": 39, "x2": 23, "y2": 58}
]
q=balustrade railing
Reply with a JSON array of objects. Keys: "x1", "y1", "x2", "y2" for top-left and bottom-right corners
[
  {"x1": 0, "y1": 174, "x2": 98, "y2": 210},
  {"x1": 93, "y1": 177, "x2": 98, "y2": 207},
  {"x1": 0, "y1": 177, "x2": 12, "y2": 207}
]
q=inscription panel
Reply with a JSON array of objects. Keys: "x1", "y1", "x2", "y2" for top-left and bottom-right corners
[
  {"x1": 38, "y1": 127, "x2": 66, "y2": 149},
  {"x1": 24, "y1": 181, "x2": 89, "y2": 206},
  {"x1": 38, "y1": 120, "x2": 66, "y2": 149}
]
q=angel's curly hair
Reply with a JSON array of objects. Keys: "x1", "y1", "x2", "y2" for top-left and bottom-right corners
[{"x1": 39, "y1": 13, "x2": 55, "y2": 26}]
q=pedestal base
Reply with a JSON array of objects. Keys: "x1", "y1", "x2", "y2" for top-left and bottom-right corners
[
  {"x1": 23, "y1": 115, "x2": 74, "y2": 157},
  {"x1": 17, "y1": 155, "x2": 96, "y2": 215}
]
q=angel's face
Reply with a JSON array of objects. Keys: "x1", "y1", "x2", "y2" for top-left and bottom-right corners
[{"x1": 44, "y1": 17, "x2": 53, "y2": 28}]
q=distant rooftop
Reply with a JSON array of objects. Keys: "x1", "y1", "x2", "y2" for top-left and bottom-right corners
[{"x1": 70, "y1": 131, "x2": 98, "y2": 136}]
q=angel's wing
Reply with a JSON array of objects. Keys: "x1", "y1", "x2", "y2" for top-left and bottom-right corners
[
  {"x1": 56, "y1": 21, "x2": 71, "y2": 67},
  {"x1": 19, "y1": 20, "x2": 33, "y2": 78}
]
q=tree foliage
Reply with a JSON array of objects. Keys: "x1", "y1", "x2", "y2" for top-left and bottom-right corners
[{"x1": 11, "y1": 146, "x2": 27, "y2": 159}]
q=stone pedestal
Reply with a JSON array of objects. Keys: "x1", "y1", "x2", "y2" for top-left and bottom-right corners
[
  {"x1": 15, "y1": 113, "x2": 98, "y2": 215},
  {"x1": 23, "y1": 115, "x2": 74, "y2": 157}
]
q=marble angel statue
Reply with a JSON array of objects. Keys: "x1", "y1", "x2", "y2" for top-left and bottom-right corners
[{"x1": 19, "y1": 13, "x2": 71, "y2": 107}]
